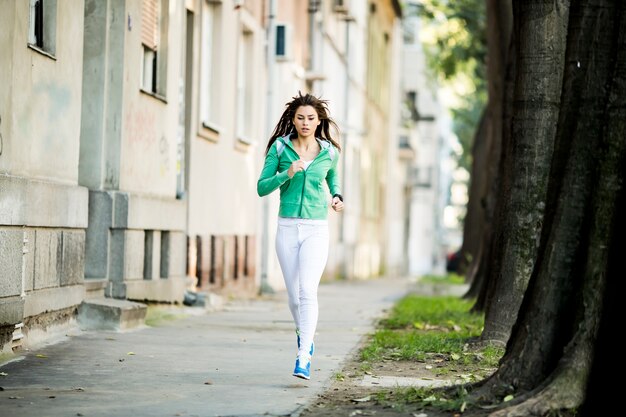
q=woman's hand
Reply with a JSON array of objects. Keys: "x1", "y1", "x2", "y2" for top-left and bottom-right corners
[
  {"x1": 288, "y1": 160, "x2": 305, "y2": 178},
  {"x1": 331, "y1": 196, "x2": 344, "y2": 212}
]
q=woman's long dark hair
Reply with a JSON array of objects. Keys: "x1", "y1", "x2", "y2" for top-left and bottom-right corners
[{"x1": 265, "y1": 92, "x2": 341, "y2": 154}]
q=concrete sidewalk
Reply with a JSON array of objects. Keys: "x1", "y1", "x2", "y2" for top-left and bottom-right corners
[{"x1": 0, "y1": 278, "x2": 411, "y2": 417}]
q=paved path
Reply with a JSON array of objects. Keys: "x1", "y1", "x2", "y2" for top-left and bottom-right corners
[{"x1": 0, "y1": 278, "x2": 411, "y2": 417}]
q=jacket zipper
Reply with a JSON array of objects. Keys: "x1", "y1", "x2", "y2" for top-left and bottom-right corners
[
  {"x1": 294, "y1": 145, "x2": 327, "y2": 217},
  {"x1": 298, "y1": 170, "x2": 307, "y2": 217}
]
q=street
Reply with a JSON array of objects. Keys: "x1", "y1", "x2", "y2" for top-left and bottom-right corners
[{"x1": 0, "y1": 278, "x2": 410, "y2": 417}]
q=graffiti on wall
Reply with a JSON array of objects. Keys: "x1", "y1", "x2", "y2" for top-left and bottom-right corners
[{"x1": 124, "y1": 103, "x2": 172, "y2": 186}]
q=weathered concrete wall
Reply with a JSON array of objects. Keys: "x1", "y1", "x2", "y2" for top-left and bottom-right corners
[
  {"x1": 186, "y1": 1, "x2": 263, "y2": 237},
  {"x1": 0, "y1": 0, "x2": 85, "y2": 182},
  {"x1": 79, "y1": 0, "x2": 187, "y2": 303},
  {"x1": 119, "y1": 0, "x2": 181, "y2": 197},
  {"x1": 0, "y1": 1, "x2": 88, "y2": 352}
]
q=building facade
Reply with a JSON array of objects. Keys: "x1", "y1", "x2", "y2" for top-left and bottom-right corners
[
  {"x1": 1, "y1": 0, "x2": 453, "y2": 352},
  {"x1": 1, "y1": 0, "x2": 89, "y2": 350}
]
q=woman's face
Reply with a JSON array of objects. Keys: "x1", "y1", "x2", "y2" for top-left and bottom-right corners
[{"x1": 293, "y1": 105, "x2": 321, "y2": 138}]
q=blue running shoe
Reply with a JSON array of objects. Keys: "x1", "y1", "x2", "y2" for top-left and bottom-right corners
[
  {"x1": 293, "y1": 356, "x2": 311, "y2": 380},
  {"x1": 296, "y1": 333, "x2": 315, "y2": 356}
]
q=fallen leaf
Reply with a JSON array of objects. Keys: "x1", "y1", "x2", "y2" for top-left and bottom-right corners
[
  {"x1": 503, "y1": 394, "x2": 514, "y2": 402},
  {"x1": 0, "y1": 372, "x2": 8, "y2": 376},
  {"x1": 127, "y1": 352, "x2": 135, "y2": 355},
  {"x1": 423, "y1": 395, "x2": 437, "y2": 402},
  {"x1": 460, "y1": 401, "x2": 467, "y2": 412},
  {"x1": 36, "y1": 354, "x2": 48, "y2": 359},
  {"x1": 450, "y1": 353, "x2": 461, "y2": 361},
  {"x1": 413, "y1": 414, "x2": 428, "y2": 417},
  {"x1": 351, "y1": 395, "x2": 371, "y2": 403},
  {"x1": 425, "y1": 365, "x2": 433, "y2": 370}
]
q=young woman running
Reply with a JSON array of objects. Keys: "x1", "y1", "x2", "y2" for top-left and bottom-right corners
[{"x1": 257, "y1": 92, "x2": 344, "y2": 380}]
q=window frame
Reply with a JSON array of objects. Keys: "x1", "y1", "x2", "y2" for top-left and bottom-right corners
[
  {"x1": 198, "y1": 0, "x2": 222, "y2": 140},
  {"x1": 27, "y1": 0, "x2": 57, "y2": 59}
]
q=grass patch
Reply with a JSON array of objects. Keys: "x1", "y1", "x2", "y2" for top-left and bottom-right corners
[
  {"x1": 375, "y1": 386, "x2": 472, "y2": 413},
  {"x1": 360, "y1": 294, "x2": 504, "y2": 377},
  {"x1": 378, "y1": 296, "x2": 483, "y2": 331},
  {"x1": 144, "y1": 306, "x2": 188, "y2": 327},
  {"x1": 420, "y1": 273, "x2": 466, "y2": 285}
]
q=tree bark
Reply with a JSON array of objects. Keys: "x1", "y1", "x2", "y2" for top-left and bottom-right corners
[
  {"x1": 458, "y1": 110, "x2": 487, "y2": 277},
  {"x1": 472, "y1": 0, "x2": 568, "y2": 338},
  {"x1": 467, "y1": 0, "x2": 514, "y2": 314},
  {"x1": 475, "y1": 0, "x2": 623, "y2": 408}
]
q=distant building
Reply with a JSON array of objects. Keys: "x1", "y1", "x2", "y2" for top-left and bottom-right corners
[{"x1": 400, "y1": 3, "x2": 456, "y2": 276}]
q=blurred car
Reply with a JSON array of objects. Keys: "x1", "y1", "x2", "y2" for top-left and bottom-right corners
[{"x1": 446, "y1": 249, "x2": 462, "y2": 273}]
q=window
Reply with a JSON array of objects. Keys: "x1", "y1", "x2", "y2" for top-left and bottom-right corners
[
  {"x1": 199, "y1": 0, "x2": 222, "y2": 131},
  {"x1": 141, "y1": 0, "x2": 168, "y2": 97},
  {"x1": 28, "y1": 0, "x2": 57, "y2": 56},
  {"x1": 236, "y1": 27, "x2": 254, "y2": 143},
  {"x1": 275, "y1": 23, "x2": 292, "y2": 61},
  {"x1": 333, "y1": 0, "x2": 349, "y2": 14}
]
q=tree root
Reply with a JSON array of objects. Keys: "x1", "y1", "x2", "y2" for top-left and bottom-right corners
[{"x1": 487, "y1": 372, "x2": 583, "y2": 417}]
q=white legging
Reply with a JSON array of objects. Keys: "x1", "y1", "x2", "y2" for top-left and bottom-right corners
[{"x1": 275, "y1": 217, "x2": 329, "y2": 359}]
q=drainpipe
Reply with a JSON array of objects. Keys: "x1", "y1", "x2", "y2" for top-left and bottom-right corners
[
  {"x1": 307, "y1": 0, "x2": 320, "y2": 88},
  {"x1": 13, "y1": 229, "x2": 29, "y2": 349},
  {"x1": 21, "y1": 229, "x2": 28, "y2": 298},
  {"x1": 340, "y1": 14, "x2": 354, "y2": 245},
  {"x1": 260, "y1": 0, "x2": 277, "y2": 295}
]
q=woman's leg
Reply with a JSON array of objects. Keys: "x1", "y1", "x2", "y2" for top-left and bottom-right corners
[
  {"x1": 296, "y1": 223, "x2": 329, "y2": 359},
  {"x1": 275, "y1": 222, "x2": 301, "y2": 330}
]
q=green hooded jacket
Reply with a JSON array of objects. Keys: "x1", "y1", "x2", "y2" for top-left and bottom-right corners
[{"x1": 257, "y1": 135, "x2": 341, "y2": 220}]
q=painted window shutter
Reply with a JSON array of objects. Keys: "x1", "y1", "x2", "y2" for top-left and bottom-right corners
[{"x1": 142, "y1": 0, "x2": 158, "y2": 49}]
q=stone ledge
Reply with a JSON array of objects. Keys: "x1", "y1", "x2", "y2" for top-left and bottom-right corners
[
  {"x1": 0, "y1": 174, "x2": 88, "y2": 228},
  {"x1": 77, "y1": 298, "x2": 147, "y2": 331},
  {"x1": 0, "y1": 296, "x2": 25, "y2": 326},
  {"x1": 108, "y1": 278, "x2": 187, "y2": 304},
  {"x1": 87, "y1": 190, "x2": 186, "y2": 231},
  {"x1": 23, "y1": 285, "x2": 85, "y2": 318}
]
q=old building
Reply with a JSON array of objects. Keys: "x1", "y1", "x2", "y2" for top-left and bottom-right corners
[
  {"x1": 1, "y1": 0, "x2": 455, "y2": 353},
  {"x1": 1, "y1": 0, "x2": 89, "y2": 351}
]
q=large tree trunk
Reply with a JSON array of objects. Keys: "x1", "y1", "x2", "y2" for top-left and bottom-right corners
[
  {"x1": 473, "y1": 2, "x2": 625, "y2": 413},
  {"x1": 463, "y1": 0, "x2": 513, "y2": 303},
  {"x1": 458, "y1": 110, "x2": 487, "y2": 277},
  {"x1": 481, "y1": 1, "x2": 567, "y2": 344},
  {"x1": 466, "y1": 0, "x2": 514, "y2": 313},
  {"x1": 474, "y1": 0, "x2": 567, "y2": 330}
]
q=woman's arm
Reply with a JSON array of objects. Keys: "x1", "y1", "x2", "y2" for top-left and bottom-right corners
[
  {"x1": 325, "y1": 148, "x2": 341, "y2": 198},
  {"x1": 257, "y1": 144, "x2": 291, "y2": 197}
]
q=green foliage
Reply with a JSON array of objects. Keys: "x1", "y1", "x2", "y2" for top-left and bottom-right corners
[{"x1": 405, "y1": 0, "x2": 487, "y2": 172}]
